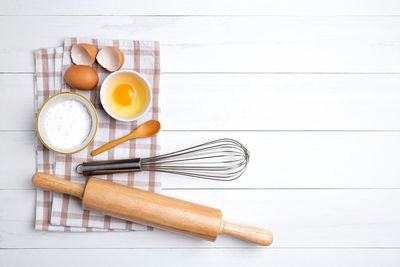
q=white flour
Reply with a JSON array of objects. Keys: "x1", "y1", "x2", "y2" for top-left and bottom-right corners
[{"x1": 43, "y1": 100, "x2": 92, "y2": 150}]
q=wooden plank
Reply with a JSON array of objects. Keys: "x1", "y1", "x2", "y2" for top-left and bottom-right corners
[
  {"x1": 0, "y1": 132, "x2": 36, "y2": 189},
  {"x1": 2, "y1": 131, "x2": 400, "y2": 189},
  {"x1": 1, "y1": 189, "x2": 400, "y2": 248},
  {"x1": 2, "y1": 73, "x2": 400, "y2": 131},
  {"x1": 1, "y1": 16, "x2": 400, "y2": 72},
  {"x1": 160, "y1": 131, "x2": 400, "y2": 189},
  {"x1": 2, "y1": 0, "x2": 400, "y2": 15},
  {"x1": 1, "y1": 248, "x2": 400, "y2": 267},
  {"x1": 0, "y1": 74, "x2": 35, "y2": 130},
  {"x1": 161, "y1": 73, "x2": 400, "y2": 130}
]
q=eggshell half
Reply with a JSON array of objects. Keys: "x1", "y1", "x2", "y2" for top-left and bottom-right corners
[
  {"x1": 96, "y1": 46, "x2": 125, "y2": 72},
  {"x1": 64, "y1": 65, "x2": 99, "y2": 90},
  {"x1": 71, "y1": 43, "x2": 98, "y2": 65}
]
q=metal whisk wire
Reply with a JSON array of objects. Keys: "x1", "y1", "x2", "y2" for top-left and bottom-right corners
[
  {"x1": 77, "y1": 138, "x2": 250, "y2": 181},
  {"x1": 140, "y1": 138, "x2": 249, "y2": 181}
]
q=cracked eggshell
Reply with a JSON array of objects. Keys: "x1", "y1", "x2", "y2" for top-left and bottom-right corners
[
  {"x1": 96, "y1": 46, "x2": 125, "y2": 72},
  {"x1": 71, "y1": 43, "x2": 98, "y2": 65}
]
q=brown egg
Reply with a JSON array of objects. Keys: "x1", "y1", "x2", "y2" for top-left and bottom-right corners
[{"x1": 64, "y1": 65, "x2": 98, "y2": 90}]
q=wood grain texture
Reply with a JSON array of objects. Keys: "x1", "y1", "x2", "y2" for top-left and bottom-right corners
[
  {"x1": 219, "y1": 220, "x2": 273, "y2": 246},
  {"x1": 3, "y1": 74, "x2": 400, "y2": 131},
  {"x1": 0, "y1": 74, "x2": 35, "y2": 130},
  {"x1": 2, "y1": 248, "x2": 400, "y2": 267},
  {"x1": 2, "y1": 0, "x2": 400, "y2": 15},
  {"x1": 82, "y1": 177, "x2": 223, "y2": 242},
  {"x1": 3, "y1": 131, "x2": 400, "y2": 189},
  {"x1": 32, "y1": 173, "x2": 85, "y2": 199},
  {"x1": 91, "y1": 120, "x2": 161, "y2": 156},
  {"x1": 1, "y1": 0, "x2": 399, "y2": 264},
  {"x1": 90, "y1": 134, "x2": 134, "y2": 156},
  {"x1": 31, "y1": 173, "x2": 272, "y2": 245},
  {"x1": 1, "y1": 16, "x2": 400, "y2": 72},
  {"x1": 1, "y1": 189, "x2": 400, "y2": 248}
]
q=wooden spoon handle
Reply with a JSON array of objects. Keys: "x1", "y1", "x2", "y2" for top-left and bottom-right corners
[
  {"x1": 219, "y1": 220, "x2": 273, "y2": 246},
  {"x1": 91, "y1": 134, "x2": 133, "y2": 156},
  {"x1": 32, "y1": 172, "x2": 85, "y2": 199}
]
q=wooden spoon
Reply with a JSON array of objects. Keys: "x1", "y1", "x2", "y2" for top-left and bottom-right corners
[{"x1": 91, "y1": 120, "x2": 161, "y2": 156}]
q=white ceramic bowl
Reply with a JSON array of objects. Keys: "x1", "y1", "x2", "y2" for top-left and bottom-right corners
[
  {"x1": 36, "y1": 92, "x2": 98, "y2": 154},
  {"x1": 100, "y1": 70, "x2": 152, "y2": 122}
]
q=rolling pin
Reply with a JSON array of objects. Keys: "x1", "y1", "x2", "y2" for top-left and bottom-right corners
[{"x1": 32, "y1": 172, "x2": 273, "y2": 246}]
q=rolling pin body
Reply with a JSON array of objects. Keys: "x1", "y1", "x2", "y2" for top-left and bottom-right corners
[
  {"x1": 83, "y1": 177, "x2": 222, "y2": 240},
  {"x1": 32, "y1": 173, "x2": 273, "y2": 245}
]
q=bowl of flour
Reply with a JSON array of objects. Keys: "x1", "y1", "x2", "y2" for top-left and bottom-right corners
[{"x1": 36, "y1": 92, "x2": 98, "y2": 154}]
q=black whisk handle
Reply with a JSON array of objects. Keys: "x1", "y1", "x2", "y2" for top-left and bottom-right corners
[{"x1": 76, "y1": 158, "x2": 142, "y2": 176}]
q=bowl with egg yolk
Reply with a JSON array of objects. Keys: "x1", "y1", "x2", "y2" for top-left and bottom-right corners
[{"x1": 100, "y1": 70, "x2": 152, "y2": 121}]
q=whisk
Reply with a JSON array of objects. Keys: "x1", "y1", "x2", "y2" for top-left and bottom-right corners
[{"x1": 76, "y1": 138, "x2": 249, "y2": 181}]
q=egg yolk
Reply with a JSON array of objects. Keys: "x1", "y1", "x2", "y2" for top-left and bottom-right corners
[{"x1": 113, "y1": 84, "x2": 136, "y2": 106}]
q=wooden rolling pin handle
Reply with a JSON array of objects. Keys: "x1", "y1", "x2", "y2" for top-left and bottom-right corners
[
  {"x1": 219, "y1": 220, "x2": 273, "y2": 246},
  {"x1": 91, "y1": 134, "x2": 132, "y2": 156},
  {"x1": 32, "y1": 172, "x2": 85, "y2": 199}
]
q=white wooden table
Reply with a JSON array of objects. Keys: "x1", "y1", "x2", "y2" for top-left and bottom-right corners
[{"x1": 1, "y1": 0, "x2": 400, "y2": 266}]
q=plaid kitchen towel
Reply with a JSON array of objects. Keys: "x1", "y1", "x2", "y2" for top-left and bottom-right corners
[
  {"x1": 34, "y1": 38, "x2": 161, "y2": 231},
  {"x1": 34, "y1": 47, "x2": 95, "y2": 231}
]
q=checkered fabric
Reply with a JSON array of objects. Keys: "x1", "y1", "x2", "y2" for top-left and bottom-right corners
[{"x1": 34, "y1": 38, "x2": 161, "y2": 231}]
